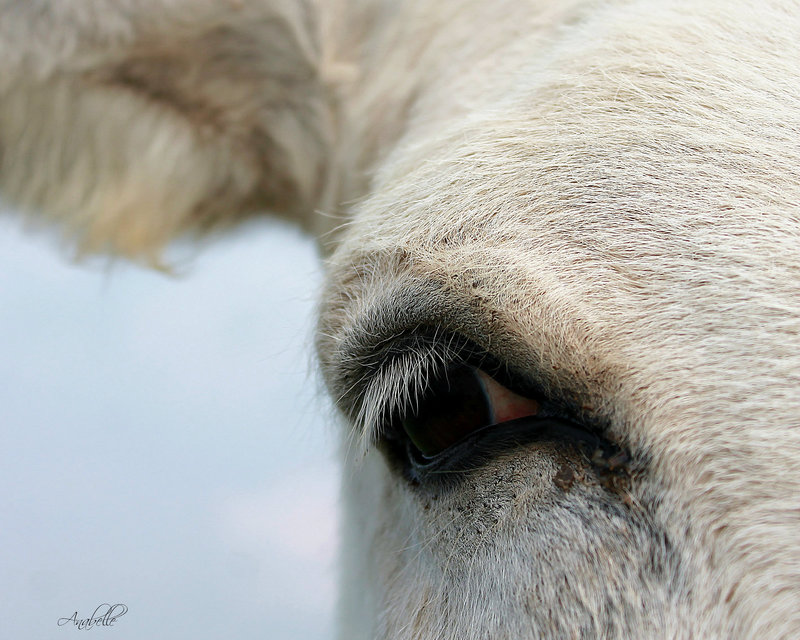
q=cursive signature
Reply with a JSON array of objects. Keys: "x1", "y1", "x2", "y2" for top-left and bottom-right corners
[{"x1": 58, "y1": 604, "x2": 128, "y2": 630}]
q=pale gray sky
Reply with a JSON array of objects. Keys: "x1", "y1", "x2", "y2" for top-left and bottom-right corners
[{"x1": 0, "y1": 215, "x2": 338, "y2": 640}]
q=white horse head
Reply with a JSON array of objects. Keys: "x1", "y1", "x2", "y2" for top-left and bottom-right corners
[{"x1": 2, "y1": 1, "x2": 799, "y2": 637}]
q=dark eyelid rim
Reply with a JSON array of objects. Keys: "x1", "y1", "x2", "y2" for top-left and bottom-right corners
[{"x1": 400, "y1": 415, "x2": 606, "y2": 482}]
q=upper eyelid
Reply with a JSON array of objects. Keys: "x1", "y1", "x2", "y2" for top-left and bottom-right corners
[
  {"x1": 342, "y1": 332, "x2": 614, "y2": 455},
  {"x1": 318, "y1": 274, "x2": 610, "y2": 444}
]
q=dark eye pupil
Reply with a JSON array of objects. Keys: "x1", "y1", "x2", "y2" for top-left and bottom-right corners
[{"x1": 400, "y1": 364, "x2": 493, "y2": 458}]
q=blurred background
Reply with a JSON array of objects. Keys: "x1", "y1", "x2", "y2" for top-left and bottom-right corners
[{"x1": 0, "y1": 213, "x2": 338, "y2": 640}]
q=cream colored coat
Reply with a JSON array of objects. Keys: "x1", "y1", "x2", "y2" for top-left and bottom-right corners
[{"x1": 2, "y1": 1, "x2": 799, "y2": 638}]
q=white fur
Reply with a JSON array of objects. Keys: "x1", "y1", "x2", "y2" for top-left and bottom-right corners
[{"x1": 2, "y1": 0, "x2": 799, "y2": 637}]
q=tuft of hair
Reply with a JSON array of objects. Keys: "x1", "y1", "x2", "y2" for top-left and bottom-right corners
[{"x1": 0, "y1": 0, "x2": 336, "y2": 265}]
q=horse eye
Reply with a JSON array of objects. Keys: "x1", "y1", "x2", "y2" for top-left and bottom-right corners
[{"x1": 399, "y1": 364, "x2": 540, "y2": 458}]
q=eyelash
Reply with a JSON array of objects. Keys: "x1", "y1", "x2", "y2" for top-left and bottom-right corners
[
  {"x1": 351, "y1": 331, "x2": 533, "y2": 451},
  {"x1": 353, "y1": 337, "x2": 458, "y2": 449}
]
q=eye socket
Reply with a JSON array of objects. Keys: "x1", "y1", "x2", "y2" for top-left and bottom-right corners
[{"x1": 398, "y1": 364, "x2": 540, "y2": 458}]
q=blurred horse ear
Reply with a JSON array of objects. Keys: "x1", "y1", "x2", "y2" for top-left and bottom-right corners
[{"x1": 0, "y1": 0, "x2": 335, "y2": 263}]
